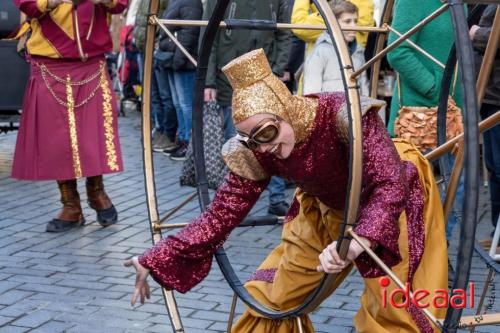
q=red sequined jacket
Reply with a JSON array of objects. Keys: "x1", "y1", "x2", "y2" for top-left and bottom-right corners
[{"x1": 140, "y1": 93, "x2": 413, "y2": 293}]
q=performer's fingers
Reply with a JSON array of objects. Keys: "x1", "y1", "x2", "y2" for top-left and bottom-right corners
[
  {"x1": 131, "y1": 288, "x2": 140, "y2": 306},
  {"x1": 145, "y1": 282, "x2": 151, "y2": 300},
  {"x1": 319, "y1": 252, "x2": 343, "y2": 273},
  {"x1": 323, "y1": 248, "x2": 335, "y2": 265},
  {"x1": 328, "y1": 243, "x2": 345, "y2": 266},
  {"x1": 140, "y1": 286, "x2": 146, "y2": 305},
  {"x1": 123, "y1": 259, "x2": 133, "y2": 267}
]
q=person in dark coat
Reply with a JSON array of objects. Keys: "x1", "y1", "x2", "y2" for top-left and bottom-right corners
[
  {"x1": 201, "y1": 0, "x2": 293, "y2": 217},
  {"x1": 471, "y1": 5, "x2": 500, "y2": 248}
]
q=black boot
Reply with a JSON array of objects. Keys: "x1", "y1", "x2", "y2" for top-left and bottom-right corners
[
  {"x1": 86, "y1": 175, "x2": 118, "y2": 227},
  {"x1": 46, "y1": 180, "x2": 85, "y2": 232}
]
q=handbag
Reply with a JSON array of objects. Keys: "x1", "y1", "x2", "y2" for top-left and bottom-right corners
[
  {"x1": 394, "y1": 69, "x2": 463, "y2": 153},
  {"x1": 153, "y1": 49, "x2": 174, "y2": 69},
  {"x1": 180, "y1": 101, "x2": 228, "y2": 190}
]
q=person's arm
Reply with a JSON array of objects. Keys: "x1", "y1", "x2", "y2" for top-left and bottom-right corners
[
  {"x1": 352, "y1": 110, "x2": 406, "y2": 277},
  {"x1": 302, "y1": 45, "x2": 325, "y2": 94},
  {"x1": 177, "y1": 0, "x2": 203, "y2": 58},
  {"x1": 471, "y1": 5, "x2": 496, "y2": 51},
  {"x1": 101, "y1": 0, "x2": 128, "y2": 14},
  {"x1": 272, "y1": 0, "x2": 293, "y2": 77},
  {"x1": 386, "y1": 0, "x2": 436, "y2": 100},
  {"x1": 138, "y1": 172, "x2": 269, "y2": 293},
  {"x1": 291, "y1": 0, "x2": 324, "y2": 43},
  {"x1": 14, "y1": 0, "x2": 53, "y2": 18}
]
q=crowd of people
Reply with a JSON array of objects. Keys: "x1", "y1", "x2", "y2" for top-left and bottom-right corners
[{"x1": 11, "y1": 0, "x2": 499, "y2": 332}]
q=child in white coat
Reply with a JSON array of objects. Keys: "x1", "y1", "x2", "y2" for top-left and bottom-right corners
[{"x1": 303, "y1": 1, "x2": 369, "y2": 96}]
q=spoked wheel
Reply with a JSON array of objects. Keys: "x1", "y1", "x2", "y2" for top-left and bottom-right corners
[{"x1": 139, "y1": 0, "x2": 500, "y2": 331}]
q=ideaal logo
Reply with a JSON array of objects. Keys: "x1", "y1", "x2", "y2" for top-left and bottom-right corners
[{"x1": 379, "y1": 277, "x2": 475, "y2": 309}]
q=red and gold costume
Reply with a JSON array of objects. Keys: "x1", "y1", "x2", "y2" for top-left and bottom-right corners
[
  {"x1": 12, "y1": 0, "x2": 127, "y2": 180},
  {"x1": 139, "y1": 49, "x2": 447, "y2": 332}
]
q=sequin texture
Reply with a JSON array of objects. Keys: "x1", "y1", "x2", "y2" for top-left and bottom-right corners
[
  {"x1": 247, "y1": 268, "x2": 277, "y2": 283},
  {"x1": 140, "y1": 93, "x2": 428, "y2": 295},
  {"x1": 139, "y1": 173, "x2": 269, "y2": 293}
]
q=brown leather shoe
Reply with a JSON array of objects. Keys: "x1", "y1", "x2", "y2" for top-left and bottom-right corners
[
  {"x1": 86, "y1": 176, "x2": 118, "y2": 227},
  {"x1": 46, "y1": 180, "x2": 85, "y2": 233}
]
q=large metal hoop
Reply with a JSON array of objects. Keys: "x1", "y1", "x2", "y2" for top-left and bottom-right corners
[
  {"x1": 139, "y1": 0, "x2": 493, "y2": 330},
  {"x1": 191, "y1": 0, "x2": 363, "y2": 320}
]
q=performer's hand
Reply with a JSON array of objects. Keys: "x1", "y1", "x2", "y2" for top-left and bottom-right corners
[
  {"x1": 204, "y1": 88, "x2": 217, "y2": 102},
  {"x1": 47, "y1": 0, "x2": 72, "y2": 9},
  {"x1": 124, "y1": 256, "x2": 151, "y2": 306},
  {"x1": 469, "y1": 25, "x2": 480, "y2": 40},
  {"x1": 317, "y1": 237, "x2": 372, "y2": 273}
]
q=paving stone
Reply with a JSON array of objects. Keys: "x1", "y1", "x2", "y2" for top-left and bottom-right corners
[
  {"x1": 1, "y1": 112, "x2": 499, "y2": 333},
  {"x1": 0, "y1": 326, "x2": 30, "y2": 333},
  {"x1": 0, "y1": 315, "x2": 15, "y2": 326},
  {"x1": 16, "y1": 283, "x2": 74, "y2": 295},
  {"x1": 0, "y1": 290, "x2": 33, "y2": 306},
  {"x1": 28, "y1": 320, "x2": 74, "y2": 333},
  {"x1": 10, "y1": 309, "x2": 53, "y2": 328}
]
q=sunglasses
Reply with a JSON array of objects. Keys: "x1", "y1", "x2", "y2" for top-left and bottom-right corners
[{"x1": 236, "y1": 115, "x2": 281, "y2": 150}]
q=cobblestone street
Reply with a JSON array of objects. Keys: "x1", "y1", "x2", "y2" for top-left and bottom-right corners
[{"x1": 1, "y1": 111, "x2": 499, "y2": 333}]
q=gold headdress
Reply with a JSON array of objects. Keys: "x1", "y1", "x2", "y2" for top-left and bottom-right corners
[{"x1": 222, "y1": 49, "x2": 317, "y2": 142}]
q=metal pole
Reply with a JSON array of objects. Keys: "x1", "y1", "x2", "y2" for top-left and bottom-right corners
[
  {"x1": 348, "y1": 229, "x2": 441, "y2": 328},
  {"x1": 151, "y1": 16, "x2": 198, "y2": 67},
  {"x1": 425, "y1": 111, "x2": 500, "y2": 161},
  {"x1": 351, "y1": 4, "x2": 449, "y2": 79},
  {"x1": 386, "y1": 25, "x2": 445, "y2": 69},
  {"x1": 226, "y1": 293, "x2": 238, "y2": 333},
  {"x1": 156, "y1": 18, "x2": 389, "y2": 32}
]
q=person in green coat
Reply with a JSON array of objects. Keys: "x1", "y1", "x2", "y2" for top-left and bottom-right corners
[
  {"x1": 134, "y1": 0, "x2": 169, "y2": 53},
  {"x1": 386, "y1": 0, "x2": 462, "y2": 137}
]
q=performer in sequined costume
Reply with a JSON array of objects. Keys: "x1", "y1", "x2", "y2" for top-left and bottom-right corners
[
  {"x1": 126, "y1": 49, "x2": 447, "y2": 332},
  {"x1": 13, "y1": 0, "x2": 127, "y2": 232}
]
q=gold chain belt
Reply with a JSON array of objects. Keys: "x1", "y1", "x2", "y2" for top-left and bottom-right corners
[{"x1": 37, "y1": 61, "x2": 106, "y2": 108}]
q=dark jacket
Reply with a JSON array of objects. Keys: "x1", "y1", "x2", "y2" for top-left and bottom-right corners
[
  {"x1": 159, "y1": 0, "x2": 202, "y2": 71},
  {"x1": 134, "y1": 0, "x2": 169, "y2": 52},
  {"x1": 202, "y1": 0, "x2": 292, "y2": 107},
  {"x1": 472, "y1": 5, "x2": 500, "y2": 107}
]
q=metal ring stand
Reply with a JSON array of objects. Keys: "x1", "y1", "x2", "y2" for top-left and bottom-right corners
[{"x1": 139, "y1": 0, "x2": 500, "y2": 331}]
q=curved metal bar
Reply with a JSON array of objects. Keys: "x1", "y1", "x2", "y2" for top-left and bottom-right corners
[
  {"x1": 443, "y1": 2, "x2": 480, "y2": 332},
  {"x1": 193, "y1": 0, "x2": 363, "y2": 320},
  {"x1": 141, "y1": 0, "x2": 185, "y2": 331}
]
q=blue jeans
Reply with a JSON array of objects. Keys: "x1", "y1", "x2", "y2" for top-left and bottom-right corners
[
  {"x1": 168, "y1": 70, "x2": 195, "y2": 142},
  {"x1": 481, "y1": 103, "x2": 500, "y2": 232},
  {"x1": 151, "y1": 64, "x2": 177, "y2": 140},
  {"x1": 268, "y1": 176, "x2": 286, "y2": 205},
  {"x1": 222, "y1": 106, "x2": 236, "y2": 141},
  {"x1": 138, "y1": 52, "x2": 144, "y2": 84},
  {"x1": 443, "y1": 154, "x2": 465, "y2": 240}
]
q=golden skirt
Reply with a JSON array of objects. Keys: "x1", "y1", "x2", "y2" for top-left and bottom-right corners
[{"x1": 232, "y1": 140, "x2": 447, "y2": 333}]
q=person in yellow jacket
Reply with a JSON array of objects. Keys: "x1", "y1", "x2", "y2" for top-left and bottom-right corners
[
  {"x1": 291, "y1": 0, "x2": 374, "y2": 94},
  {"x1": 292, "y1": 0, "x2": 374, "y2": 48}
]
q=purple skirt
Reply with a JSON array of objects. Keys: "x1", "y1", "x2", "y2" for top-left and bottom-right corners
[{"x1": 12, "y1": 56, "x2": 123, "y2": 180}]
